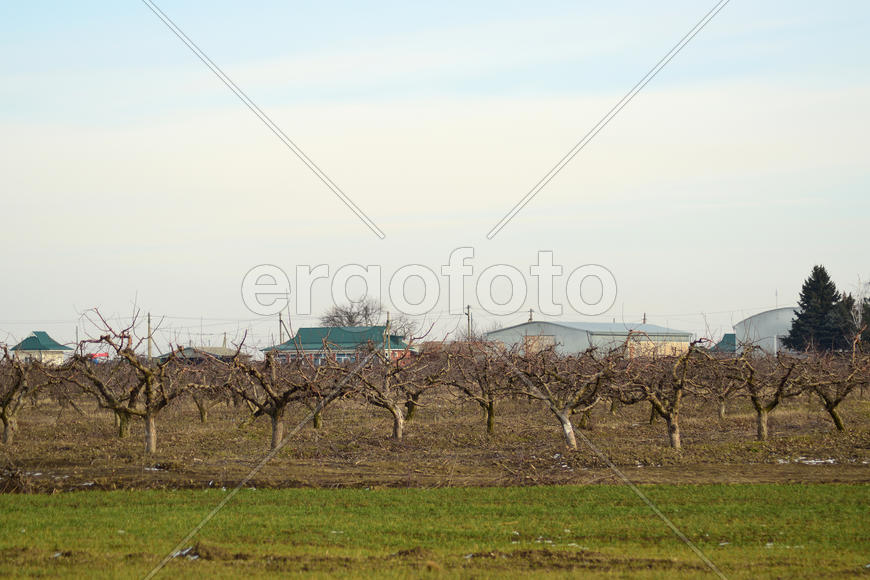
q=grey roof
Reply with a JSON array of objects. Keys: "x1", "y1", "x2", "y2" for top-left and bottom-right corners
[
  {"x1": 155, "y1": 346, "x2": 241, "y2": 361},
  {"x1": 734, "y1": 306, "x2": 797, "y2": 327},
  {"x1": 489, "y1": 321, "x2": 692, "y2": 337},
  {"x1": 551, "y1": 321, "x2": 691, "y2": 335}
]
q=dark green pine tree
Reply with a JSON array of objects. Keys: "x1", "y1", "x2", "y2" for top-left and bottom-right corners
[{"x1": 784, "y1": 265, "x2": 856, "y2": 351}]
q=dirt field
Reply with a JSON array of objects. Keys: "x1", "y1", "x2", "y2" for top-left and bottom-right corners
[{"x1": 2, "y1": 392, "x2": 868, "y2": 493}]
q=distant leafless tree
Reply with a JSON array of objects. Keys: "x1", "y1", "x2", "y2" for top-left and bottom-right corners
[
  {"x1": 320, "y1": 298, "x2": 381, "y2": 327},
  {"x1": 319, "y1": 298, "x2": 417, "y2": 339}
]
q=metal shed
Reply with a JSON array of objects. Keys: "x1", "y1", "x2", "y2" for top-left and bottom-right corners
[{"x1": 485, "y1": 321, "x2": 693, "y2": 356}]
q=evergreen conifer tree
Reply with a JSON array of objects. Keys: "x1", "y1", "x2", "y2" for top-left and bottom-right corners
[{"x1": 784, "y1": 265, "x2": 856, "y2": 351}]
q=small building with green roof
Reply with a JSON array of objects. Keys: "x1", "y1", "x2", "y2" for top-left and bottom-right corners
[
  {"x1": 263, "y1": 326, "x2": 411, "y2": 364},
  {"x1": 10, "y1": 331, "x2": 72, "y2": 365}
]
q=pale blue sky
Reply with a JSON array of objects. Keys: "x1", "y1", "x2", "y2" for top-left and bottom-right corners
[{"x1": 1, "y1": 1, "x2": 868, "y2": 351}]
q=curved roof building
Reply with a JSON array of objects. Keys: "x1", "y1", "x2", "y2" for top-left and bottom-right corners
[{"x1": 733, "y1": 307, "x2": 797, "y2": 354}]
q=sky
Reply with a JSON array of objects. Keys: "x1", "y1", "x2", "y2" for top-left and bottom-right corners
[{"x1": 1, "y1": 1, "x2": 868, "y2": 353}]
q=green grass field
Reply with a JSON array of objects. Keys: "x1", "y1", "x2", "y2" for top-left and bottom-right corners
[{"x1": 0, "y1": 484, "x2": 867, "y2": 578}]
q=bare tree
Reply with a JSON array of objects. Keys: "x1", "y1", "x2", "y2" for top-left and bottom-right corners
[
  {"x1": 320, "y1": 298, "x2": 382, "y2": 327},
  {"x1": 614, "y1": 345, "x2": 710, "y2": 450},
  {"x1": 447, "y1": 342, "x2": 510, "y2": 435},
  {"x1": 695, "y1": 353, "x2": 743, "y2": 420},
  {"x1": 356, "y1": 348, "x2": 447, "y2": 440},
  {"x1": 508, "y1": 348, "x2": 609, "y2": 450},
  {"x1": 735, "y1": 348, "x2": 803, "y2": 441},
  {"x1": 319, "y1": 298, "x2": 417, "y2": 339},
  {"x1": 0, "y1": 348, "x2": 53, "y2": 444},
  {"x1": 185, "y1": 356, "x2": 233, "y2": 424},
  {"x1": 799, "y1": 345, "x2": 869, "y2": 431},
  {"x1": 229, "y1": 352, "x2": 337, "y2": 450},
  {"x1": 71, "y1": 310, "x2": 188, "y2": 453}
]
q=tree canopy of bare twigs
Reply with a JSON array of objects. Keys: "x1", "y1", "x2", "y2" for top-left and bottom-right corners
[
  {"x1": 229, "y1": 351, "x2": 339, "y2": 450},
  {"x1": 509, "y1": 348, "x2": 611, "y2": 450},
  {"x1": 0, "y1": 347, "x2": 53, "y2": 444},
  {"x1": 446, "y1": 342, "x2": 511, "y2": 435},
  {"x1": 734, "y1": 348, "x2": 804, "y2": 441},
  {"x1": 69, "y1": 310, "x2": 188, "y2": 453}
]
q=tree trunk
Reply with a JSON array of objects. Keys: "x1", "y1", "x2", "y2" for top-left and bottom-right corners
[
  {"x1": 717, "y1": 398, "x2": 726, "y2": 420},
  {"x1": 554, "y1": 410, "x2": 577, "y2": 450},
  {"x1": 649, "y1": 403, "x2": 657, "y2": 425},
  {"x1": 404, "y1": 400, "x2": 417, "y2": 422},
  {"x1": 1, "y1": 415, "x2": 17, "y2": 444},
  {"x1": 391, "y1": 406, "x2": 405, "y2": 440},
  {"x1": 756, "y1": 408, "x2": 769, "y2": 441},
  {"x1": 144, "y1": 413, "x2": 157, "y2": 454},
  {"x1": 312, "y1": 408, "x2": 323, "y2": 429},
  {"x1": 609, "y1": 398, "x2": 620, "y2": 415},
  {"x1": 485, "y1": 400, "x2": 495, "y2": 435},
  {"x1": 823, "y1": 402, "x2": 846, "y2": 432},
  {"x1": 665, "y1": 415, "x2": 681, "y2": 449},
  {"x1": 115, "y1": 411, "x2": 131, "y2": 438},
  {"x1": 193, "y1": 396, "x2": 209, "y2": 424},
  {"x1": 577, "y1": 410, "x2": 591, "y2": 430},
  {"x1": 270, "y1": 413, "x2": 285, "y2": 450}
]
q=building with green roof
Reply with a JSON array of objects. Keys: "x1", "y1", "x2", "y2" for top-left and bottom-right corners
[
  {"x1": 10, "y1": 331, "x2": 72, "y2": 365},
  {"x1": 263, "y1": 326, "x2": 410, "y2": 364},
  {"x1": 710, "y1": 333, "x2": 737, "y2": 354}
]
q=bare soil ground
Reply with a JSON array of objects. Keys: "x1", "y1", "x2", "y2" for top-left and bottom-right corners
[{"x1": 2, "y1": 394, "x2": 869, "y2": 492}]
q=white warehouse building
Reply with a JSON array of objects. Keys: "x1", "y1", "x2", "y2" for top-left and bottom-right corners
[
  {"x1": 733, "y1": 307, "x2": 797, "y2": 354},
  {"x1": 485, "y1": 321, "x2": 694, "y2": 356}
]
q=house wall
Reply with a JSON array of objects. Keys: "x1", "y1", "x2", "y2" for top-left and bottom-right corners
[
  {"x1": 588, "y1": 333, "x2": 691, "y2": 355},
  {"x1": 13, "y1": 350, "x2": 66, "y2": 365}
]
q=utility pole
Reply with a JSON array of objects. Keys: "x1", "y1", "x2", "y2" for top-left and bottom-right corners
[
  {"x1": 147, "y1": 312, "x2": 153, "y2": 360},
  {"x1": 465, "y1": 305, "x2": 472, "y2": 340},
  {"x1": 642, "y1": 312, "x2": 647, "y2": 325},
  {"x1": 528, "y1": 308, "x2": 534, "y2": 322},
  {"x1": 384, "y1": 311, "x2": 391, "y2": 360},
  {"x1": 278, "y1": 312, "x2": 284, "y2": 344}
]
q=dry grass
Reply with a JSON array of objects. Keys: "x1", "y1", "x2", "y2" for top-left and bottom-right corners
[{"x1": 2, "y1": 392, "x2": 869, "y2": 492}]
